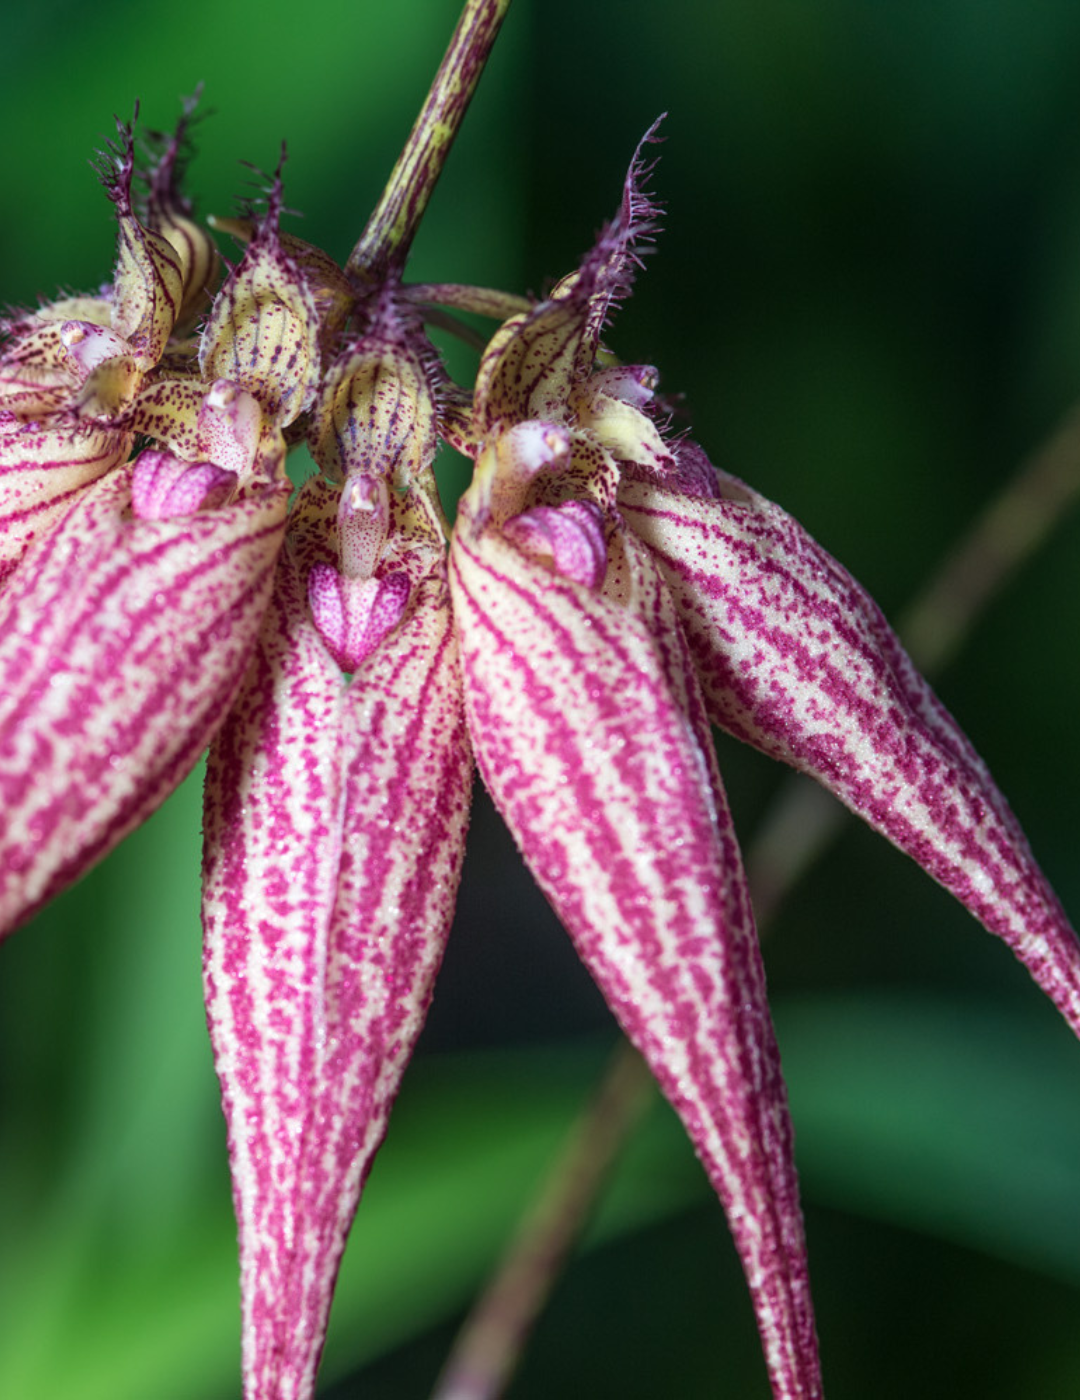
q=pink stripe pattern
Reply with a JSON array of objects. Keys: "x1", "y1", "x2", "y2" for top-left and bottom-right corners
[
  {"x1": 618, "y1": 468, "x2": 1080, "y2": 1036},
  {"x1": 451, "y1": 508, "x2": 821, "y2": 1398},
  {"x1": 0, "y1": 464, "x2": 288, "y2": 936},
  {"x1": 203, "y1": 481, "x2": 471, "y2": 1399}
]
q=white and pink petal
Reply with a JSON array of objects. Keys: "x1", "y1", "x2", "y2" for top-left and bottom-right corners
[
  {"x1": 619, "y1": 469, "x2": 1080, "y2": 1038},
  {"x1": 0, "y1": 463, "x2": 288, "y2": 936},
  {"x1": 449, "y1": 513, "x2": 821, "y2": 1400},
  {"x1": 203, "y1": 493, "x2": 472, "y2": 1400}
]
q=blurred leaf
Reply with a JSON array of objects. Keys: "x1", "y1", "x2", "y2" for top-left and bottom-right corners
[{"x1": 776, "y1": 993, "x2": 1080, "y2": 1284}]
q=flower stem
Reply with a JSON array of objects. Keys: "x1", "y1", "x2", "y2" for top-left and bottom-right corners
[
  {"x1": 747, "y1": 400, "x2": 1080, "y2": 925},
  {"x1": 429, "y1": 1038, "x2": 655, "y2": 1400},
  {"x1": 347, "y1": 0, "x2": 511, "y2": 283},
  {"x1": 429, "y1": 398, "x2": 1080, "y2": 1400}
]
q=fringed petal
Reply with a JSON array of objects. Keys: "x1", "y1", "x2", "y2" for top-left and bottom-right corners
[
  {"x1": 0, "y1": 463, "x2": 288, "y2": 936},
  {"x1": 100, "y1": 121, "x2": 185, "y2": 369},
  {"x1": 472, "y1": 122, "x2": 663, "y2": 432},
  {"x1": 449, "y1": 511, "x2": 821, "y2": 1400},
  {"x1": 619, "y1": 470, "x2": 1080, "y2": 1037},
  {"x1": 199, "y1": 172, "x2": 321, "y2": 430}
]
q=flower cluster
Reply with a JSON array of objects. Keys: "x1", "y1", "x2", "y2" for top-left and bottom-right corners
[{"x1": 2, "y1": 93, "x2": 1078, "y2": 1400}]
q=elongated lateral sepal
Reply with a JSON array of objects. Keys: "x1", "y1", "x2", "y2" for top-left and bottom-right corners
[
  {"x1": 449, "y1": 499, "x2": 821, "y2": 1400},
  {"x1": 619, "y1": 468, "x2": 1080, "y2": 1037},
  {"x1": 0, "y1": 464, "x2": 288, "y2": 936},
  {"x1": 203, "y1": 488, "x2": 471, "y2": 1400}
]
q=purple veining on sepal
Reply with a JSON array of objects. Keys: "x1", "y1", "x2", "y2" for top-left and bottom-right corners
[
  {"x1": 0, "y1": 463, "x2": 288, "y2": 937},
  {"x1": 503, "y1": 498, "x2": 608, "y2": 590},
  {"x1": 143, "y1": 92, "x2": 221, "y2": 328},
  {"x1": 98, "y1": 117, "x2": 185, "y2": 369},
  {"x1": 199, "y1": 162, "x2": 321, "y2": 432},
  {"x1": 619, "y1": 467, "x2": 1080, "y2": 1037},
  {"x1": 203, "y1": 495, "x2": 471, "y2": 1400},
  {"x1": 449, "y1": 507, "x2": 822, "y2": 1400}
]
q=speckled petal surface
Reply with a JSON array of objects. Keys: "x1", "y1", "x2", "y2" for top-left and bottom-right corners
[
  {"x1": 0, "y1": 417, "x2": 132, "y2": 586},
  {"x1": 203, "y1": 532, "x2": 471, "y2": 1400},
  {"x1": 619, "y1": 472, "x2": 1080, "y2": 1037},
  {"x1": 0, "y1": 464, "x2": 288, "y2": 936},
  {"x1": 449, "y1": 516, "x2": 821, "y2": 1400}
]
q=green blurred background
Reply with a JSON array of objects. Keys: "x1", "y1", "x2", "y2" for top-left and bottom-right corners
[{"x1": 3, "y1": 1, "x2": 1080, "y2": 1395}]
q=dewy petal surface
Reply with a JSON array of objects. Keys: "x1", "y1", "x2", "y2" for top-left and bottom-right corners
[
  {"x1": 203, "y1": 487, "x2": 472, "y2": 1400},
  {"x1": 0, "y1": 416, "x2": 132, "y2": 587},
  {"x1": 619, "y1": 471, "x2": 1080, "y2": 1036},
  {"x1": 0, "y1": 463, "x2": 288, "y2": 936},
  {"x1": 449, "y1": 515, "x2": 821, "y2": 1400}
]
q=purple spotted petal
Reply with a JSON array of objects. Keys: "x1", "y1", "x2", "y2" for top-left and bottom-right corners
[
  {"x1": 0, "y1": 464, "x2": 288, "y2": 937},
  {"x1": 619, "y1": 470, "x2": 1080, "y2": 1036},
  {"x1": 449, "y1": 515, "x2": 821, "y2": 1400},
  {"x1": 203, "y1": 532, "x2": 471, "y2": 1400}
]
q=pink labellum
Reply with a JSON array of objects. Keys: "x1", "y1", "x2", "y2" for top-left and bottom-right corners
[
  {"x1": 307, "y1": 563, "x2": 410, "y2": 673},
  {"x1": 449, "y1": 515, "x2": 821, "y2": 1400},
  {"x1": 0, "y1": 415, "x2": 132, "y2": 588},
  {"x1": 59, "y1": 319, "x2": 133, "y2": 379},
  {"x1": 619, "y1": 470, "x2": 1080, "y2": 1036},
  {"x1": 0, "y1": 464, "x2": 288, "y2": 937},
  {"x1": 131, "y1": 448, "x2": 237, "y2": 520},
  {"x1": 502, "y1": 498, "x2": 608, "y2": 590},
  {"x1": 203, "y1": 533, "x2": 471, "y2": 1400}
]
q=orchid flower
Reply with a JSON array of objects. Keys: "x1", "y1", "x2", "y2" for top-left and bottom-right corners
[
  {"x1": 2, "y1": 2, "x2": 1079, "y2": 1397},
  {"x1": 0, "y1": 124, "x2": 312, "y2": 934}
]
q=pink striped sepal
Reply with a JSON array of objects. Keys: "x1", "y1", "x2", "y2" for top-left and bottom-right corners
[
  {"x1": 0, "y1": 462, "x2": 289, "y2": 937},
  {"x1": 202, "y1": 478, "x2": 472, "y2": 1400},
  {"x1": 618, "y1": 458, "x2": 1080, "y2": 1037},
  {"x1": 448, "y1": 429, "x2": 823, "y2": 1400}
]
